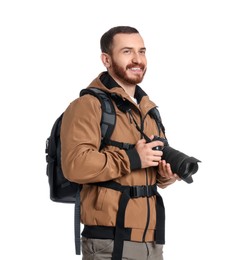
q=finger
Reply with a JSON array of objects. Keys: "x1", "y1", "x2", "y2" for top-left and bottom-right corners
[
  {"x1": 148, "y1": 159, "x2": 160, "y2": 167},
  {"x1": 163, "y1": 162, "x2": 174, "y2": 178},
  {"x1": 137, "y1": 138, "x2": 146, "y2": 145},
  {"x1": 165, "y1": 163, "x2": 172, "y2": 174},
  {"x1": 153, "y1": 150, "x2": 163, "y2": 157},
  {"x1": 158, "y1": 160, "x2": 163, "y2": 172},
  {"x1": 160, "y1": 160, "x2": 167, "y2": 177},
  {"x1": 148, "y1": 140, "x2": 164, "y2": 150},
  {"x1": 152, "y1": 155, "x2": 162, "y2": 162},
  {"x1": 174, "y1": 174, "x2": 181, "y2": 181},
  {"x1": 161, "y1": 160, "x2": 168, "y2": 172}
]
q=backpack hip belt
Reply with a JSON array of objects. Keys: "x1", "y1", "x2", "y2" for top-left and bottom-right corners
[{"x1": 82, "y1": 181, "x2": 165, "y2": 260}]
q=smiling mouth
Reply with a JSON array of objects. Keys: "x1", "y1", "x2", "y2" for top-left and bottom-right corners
[
  {"x1": 128, "y1": 67, "x2": 144, "y2": 73},
  {"x1": 131, "y1": 67, "x2": 142, "y2": 71}
]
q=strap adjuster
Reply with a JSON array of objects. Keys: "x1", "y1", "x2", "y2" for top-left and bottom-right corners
[
  {"x1": 122, "y1": 143, "x2": 134, "y2": 150},
  {"x1": 130, "y1": 186, "x2": 147, "y2": 198},
  {"x1": 130, "y1": 184, "x2": 157, "y2": 198}
]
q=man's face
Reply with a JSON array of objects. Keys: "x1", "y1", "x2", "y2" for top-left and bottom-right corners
[{"x1": 108, "y1": 33, "x2": 147, "y2": 86}]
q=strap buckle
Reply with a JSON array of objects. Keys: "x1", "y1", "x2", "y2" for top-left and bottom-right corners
[
  {"x1": 130, "y1": 186, "x2": 147, "y2": 198},
  {"x1": 130, "y1": 185, "x2": 157, "y2": 198}
]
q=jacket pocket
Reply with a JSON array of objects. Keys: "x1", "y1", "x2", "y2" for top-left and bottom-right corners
[{"x1": 95, "y1": 187, "x2": 107, "y2": 210}]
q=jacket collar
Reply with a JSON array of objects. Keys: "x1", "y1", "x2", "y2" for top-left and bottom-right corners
[{"x1": 99, "y1": 71, "x2": 148, "y2": 104}]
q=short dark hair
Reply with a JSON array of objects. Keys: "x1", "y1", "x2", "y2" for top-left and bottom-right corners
[{"x1": 100, "y1": 26, "x2": 139, "y2": 54}]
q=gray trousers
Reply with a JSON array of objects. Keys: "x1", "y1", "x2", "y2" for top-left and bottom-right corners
[{"x1": 81, "y1": 237, "x2": 164, "y2": 260}]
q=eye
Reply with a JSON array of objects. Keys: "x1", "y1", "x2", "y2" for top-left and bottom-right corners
[{"x1": 123, "y1": 49, "x2": 131, "y2": 54}]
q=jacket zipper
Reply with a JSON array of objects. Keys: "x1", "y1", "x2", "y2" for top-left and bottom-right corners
[
  {"x1": 142, "y1": 168, "x2": 150, "y2": 241},
  {"x1": 141, "y1": 108, "x2": 160, "y2": 241},
  {"x1": 140, "y1": 113, "x2": 150, "y2": 242},
  {"x1": 128, "y1": 106, "x2": 157, "y2": 241}
]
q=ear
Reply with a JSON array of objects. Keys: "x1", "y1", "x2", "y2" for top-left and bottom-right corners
[{"x1": 101, "y1": 53, "x2": 111, "y2": 68}]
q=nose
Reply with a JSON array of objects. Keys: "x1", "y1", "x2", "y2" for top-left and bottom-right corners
[{"x1": 131, "y1": 52, "x2": 142, "y2": 64}]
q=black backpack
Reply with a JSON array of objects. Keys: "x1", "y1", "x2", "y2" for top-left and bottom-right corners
[{"x1": 45, "y1": 87, "x2": 116, "y2": 254}]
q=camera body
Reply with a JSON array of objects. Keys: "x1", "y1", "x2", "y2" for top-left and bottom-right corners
[
  {"x1": 152, "y1": 136, "x2": 168, "y2": 151},
  {"x1": 151, "y1": 136, "x2": 201, "y2": 184}
]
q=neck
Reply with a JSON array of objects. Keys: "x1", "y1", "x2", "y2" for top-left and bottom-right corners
[
  {"x1": 109, "y1": 73, "x2": 136, "y2": 97},
  {"x1": 120, "y1": 85, "x2": 136, "y2": 97}
]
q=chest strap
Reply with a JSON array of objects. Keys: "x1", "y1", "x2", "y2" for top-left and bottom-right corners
[
  {"x1": 91, "y1": 181, "x2": 165, "y2": 260},
  {"x1": 102, "y1": 137, "x2": 135, "y2": 150}
]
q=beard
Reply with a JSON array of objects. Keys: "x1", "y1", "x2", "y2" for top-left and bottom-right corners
[{"x1": 111, "y1": 58, "x2": 146, "y2": 85}]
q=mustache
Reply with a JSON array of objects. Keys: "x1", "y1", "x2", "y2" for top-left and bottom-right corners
[{"x1": 126, "y1": 63, "x2": 145, "y2": 70}]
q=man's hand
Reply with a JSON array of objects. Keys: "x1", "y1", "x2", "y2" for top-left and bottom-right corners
[
  {"x1": 158, "y1": 160, "x2": 181, "y2": 182},
  {"x1": 135, "y1": 136, "x2": 163, "y2": 168}
]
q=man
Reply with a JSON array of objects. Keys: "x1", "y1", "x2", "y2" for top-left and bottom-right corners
[{"x1": 61, "y1": 26, "x2": 180, "y2": 260}]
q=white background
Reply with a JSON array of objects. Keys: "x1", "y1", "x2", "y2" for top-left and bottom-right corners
[{"x1": 1, "y1": 0, "x2": 242, "y2": 259}]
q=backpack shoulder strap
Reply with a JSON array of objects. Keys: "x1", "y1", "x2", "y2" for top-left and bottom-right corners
[
  {"x1": 79, "y1": 87, "x2": 116, "y2": 149},
  {"x1": 79, "y1": 87, "x2": 134, "y2": 151}
]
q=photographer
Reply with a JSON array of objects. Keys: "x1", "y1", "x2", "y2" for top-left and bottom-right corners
[{"x1": 61, "y1": 26, "x2": 182, "y2": 260}]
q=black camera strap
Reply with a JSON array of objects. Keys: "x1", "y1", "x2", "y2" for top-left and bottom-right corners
[
  {"x1": 149, "y1": 108, "x2": 166, "y2": 137},
  {"x1": 127, "y1": 109, "x2": 152, "y2": 143},
  {"x1": 110, "y1": 93, "x2": 155, "y2": 143}
]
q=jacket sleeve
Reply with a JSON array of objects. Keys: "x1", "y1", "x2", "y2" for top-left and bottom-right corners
[
  {"x1": 60, "y1": 94, "x2": 132, "y2": 184},
  {"x1": 125, "y1": 148, "x2": 141, "y2": 170}
]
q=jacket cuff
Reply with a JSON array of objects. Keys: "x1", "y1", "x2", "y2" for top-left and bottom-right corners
[{"x1": 125, "y1": 148, "x2": 141, "y2": 170}]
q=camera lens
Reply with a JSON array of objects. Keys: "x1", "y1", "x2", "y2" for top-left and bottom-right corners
[
  {"x1": 162, "y1": 146, "x2": 201, "y2": 184},
  {"x1": 149, "y1": 136, "x2": 200, "y2": 183}
]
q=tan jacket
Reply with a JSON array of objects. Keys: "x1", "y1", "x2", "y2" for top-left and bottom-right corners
[{"x1": 61, "y1": 72, "x2": 173, "y2": 242}]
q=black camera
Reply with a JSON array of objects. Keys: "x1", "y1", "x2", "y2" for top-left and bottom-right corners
[{"x1": 152, "y1": 136, "x2": 201, "y2": 184}]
